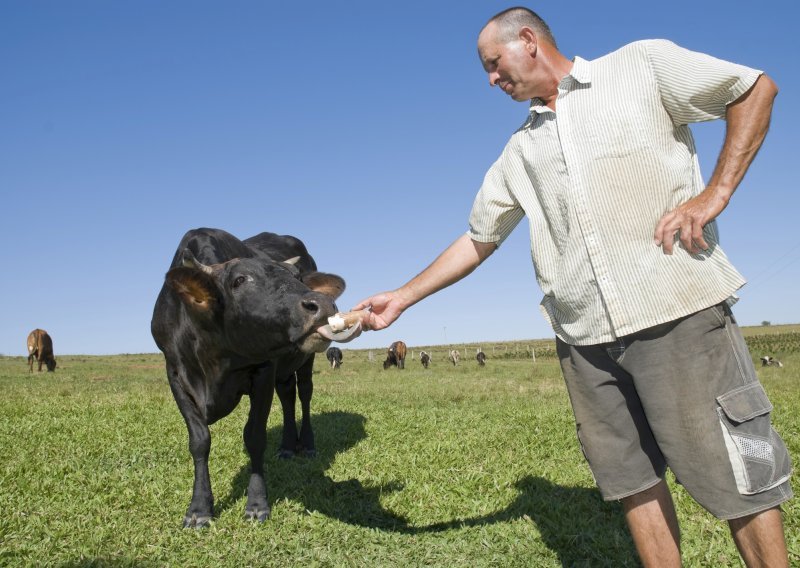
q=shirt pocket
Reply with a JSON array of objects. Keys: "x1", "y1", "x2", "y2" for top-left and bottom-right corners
[{"x1": 583, "y1": 115, "x2": 651, "y2": 160}]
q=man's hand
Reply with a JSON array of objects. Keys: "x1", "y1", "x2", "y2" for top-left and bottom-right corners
[
  {"x1": 653, "y1": 188, "x2": 730, "y2": 255},
  {"x1": 352, "y1": 291, "x2": 410, "y2": 332}
]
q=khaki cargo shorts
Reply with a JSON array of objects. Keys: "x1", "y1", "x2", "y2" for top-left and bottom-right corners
[{"x1": 556, "y1": 303, "x2": 793, "y2": 519}]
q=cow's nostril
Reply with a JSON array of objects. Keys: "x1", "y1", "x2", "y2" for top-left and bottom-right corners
[{"x1": 301, "y1": 299, "x2": 320, "y2": 314}]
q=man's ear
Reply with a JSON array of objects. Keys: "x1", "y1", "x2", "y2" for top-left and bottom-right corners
[
  {"x1": 519, "y1": 26, "x2": 537, "y2": 55},
  {"x1": 302, "y1": 272, "x2": 346, "y2": 299},
  {"x1": 166, "y1": 266, "x2": 221, "y2": 314}
]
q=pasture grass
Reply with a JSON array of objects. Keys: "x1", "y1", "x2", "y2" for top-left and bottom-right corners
[{"x1": 0, "y1": 339, "x2": 798, "y2": 567}]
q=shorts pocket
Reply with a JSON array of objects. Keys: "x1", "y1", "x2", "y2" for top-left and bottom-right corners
[{"x1": 716, "y1": 383, "x2": 792, "y2": 495}]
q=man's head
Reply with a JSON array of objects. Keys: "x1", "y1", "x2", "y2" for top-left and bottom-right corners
[
  {"x1": 485, "y1": 7, "x2": 556, "y2": 47},
  {"x1": 477, "y1": 7, "x2": 560, "y2": 102}
]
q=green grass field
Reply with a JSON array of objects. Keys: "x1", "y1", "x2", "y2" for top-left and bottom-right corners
[{"x1": 0, "y1": 329, "x2": 797, "y2": 567}]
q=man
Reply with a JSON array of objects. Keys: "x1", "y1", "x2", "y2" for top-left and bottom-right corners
[{"x1": 354, "y1": 7, "x2": 792, "y2": 567}]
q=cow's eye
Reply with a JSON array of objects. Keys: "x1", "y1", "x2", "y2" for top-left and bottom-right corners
[{"x1": 232, "y1": 275, "x2": 247, "y2": 288}]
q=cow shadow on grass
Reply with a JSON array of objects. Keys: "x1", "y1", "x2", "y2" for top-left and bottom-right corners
[
  {"x1": 217, "y1": 410, "x2": 410, "y2": 529},
  {"x1": 218, "y1": 411, "x2": 637, "y2": 563}
]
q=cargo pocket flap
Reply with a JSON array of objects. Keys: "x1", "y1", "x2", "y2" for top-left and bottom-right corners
[{"x1": 716, "y1": 383, "x2": 773, "y2": 423}]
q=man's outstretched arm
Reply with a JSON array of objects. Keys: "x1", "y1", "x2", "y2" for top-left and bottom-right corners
[{"x1": 354, "y1": 234, "x2": 497, "y2": 331}]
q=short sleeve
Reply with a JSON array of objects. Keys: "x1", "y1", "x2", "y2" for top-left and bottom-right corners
[
  {"x1": 467, "y1": 154, "x2": 525, "y2": 246},
  {"x1": 644, "y1": 39, "x2": 762, "y2": 125}
]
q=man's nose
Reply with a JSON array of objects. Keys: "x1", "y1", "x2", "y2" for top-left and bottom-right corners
[{"x1": 488, "y1": 72, "x2": 499, "y2": 87}]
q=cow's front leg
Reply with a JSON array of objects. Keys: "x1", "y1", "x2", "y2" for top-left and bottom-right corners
[
  {"x1": 296, "y1": 356, "x2": 316, "y2": 457},
  {"x1": 184, "y1": 416, "x2": 214, "y2": 528},
  {"x1": 275, "y1": 371, "x2": 299, "y2": 458},
  {"x1": 243, "y1": 364, "x2": 274, "y2": 522},
  {"x1": 169, "y1": 372, "x2": 215, "y2": 528}
]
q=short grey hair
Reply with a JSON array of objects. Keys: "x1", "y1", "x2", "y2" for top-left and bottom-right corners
[{"x1": 485, "y1": 7, "x2": 557, "y2": 48}]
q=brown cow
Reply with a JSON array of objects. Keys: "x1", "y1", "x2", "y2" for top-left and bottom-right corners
[
  {"x1": 383, "y1": 341, "x2": 407, "y2": 369},
  {"x1": 27, "y1": 329, "x2": 57, "y2": 372}
]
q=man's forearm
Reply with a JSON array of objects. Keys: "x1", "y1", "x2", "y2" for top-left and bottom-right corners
[
  {"x1": 706, "y1": 74, "x2": 778, "y2": 201},
  {"x1": 396, "y1": 234, "x2": 497, "y2": 309}
]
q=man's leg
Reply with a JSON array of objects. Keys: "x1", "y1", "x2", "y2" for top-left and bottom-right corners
[
  {"x1": 621, "y1": 479, "x2": 681, "y2": 567},
  {"x1": 728, "y1": 507, "x2": 788, "y2": 568}
]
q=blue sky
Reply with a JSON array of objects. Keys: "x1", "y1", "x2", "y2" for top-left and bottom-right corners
[{"x1": 2, "y1": 1, "x2": 798, "y2": 355}]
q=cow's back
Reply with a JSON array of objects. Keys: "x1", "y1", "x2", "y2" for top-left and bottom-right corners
[{"x1": 27, "y1": 329, "x2": 53, "y2": 354}]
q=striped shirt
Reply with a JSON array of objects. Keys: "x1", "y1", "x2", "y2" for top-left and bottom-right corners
[{"x1": 467, "y1": 39, "x2": 762, "y2": 345}]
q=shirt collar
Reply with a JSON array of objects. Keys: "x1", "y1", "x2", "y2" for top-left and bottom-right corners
[
  {"x1": 528, "y1": 56, "x2": 592, "y2": 115},
  {"x1": 568, "y1": 56, "x2": 592, "y2": 85}
]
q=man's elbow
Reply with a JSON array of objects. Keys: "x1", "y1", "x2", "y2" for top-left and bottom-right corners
[
  {"x1": 758, "y1": 73, "x2": 779, "y2": 100},
  {"x1": 728, "y1": 73, "x2": 778, "y2": 114},
  {"x1": 471, "y1": 239, "x2": 498, "y2": 262}
]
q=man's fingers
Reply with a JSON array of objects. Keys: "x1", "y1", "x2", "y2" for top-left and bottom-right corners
[
  {"x1": 691, "y1": 223, "x2": 709, "y2": 252},
  {"x1": 654, "y1": 213, "x2": 678, "y2": 254},
  {"x1": 653, "y1": 214, "x2": 671, "y2": 246}
]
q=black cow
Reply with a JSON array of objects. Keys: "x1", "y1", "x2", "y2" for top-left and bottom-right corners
[
  {"x1": 383, "y1": 341, "x2": 407, "y2": 369},
  {"x1": 326, "y1": 347, "x2": 343, "y2": 370},
  {"x1": 760, "y1": 356, "x2": 784, "y2": 368},
  {"x1": 476, "y1": 351, "x2": 486, "y2": 366},
  {"x1": 419, "y1": 351, "x2": 431, "y2": 369},
  {"x1": 151, "y1": 228, "x2": 349, "y2": 528}
]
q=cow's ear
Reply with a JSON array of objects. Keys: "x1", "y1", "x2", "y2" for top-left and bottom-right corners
[
  {"x1": 302, "y1": 272, "x2": 345, "y2": 299},
  {"x1": 166, "y1": 266, "x2": 221, "y2": 314}
]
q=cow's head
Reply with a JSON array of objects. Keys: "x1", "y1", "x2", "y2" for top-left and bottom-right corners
[
  {"x1": 165, "y1": 251, "x2": 345, "y2": 358},
  {"x1": 45, "y1": 357, "x2": 57, "y2": 372}
]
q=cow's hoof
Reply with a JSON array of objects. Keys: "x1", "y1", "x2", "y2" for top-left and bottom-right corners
[
  {"x1": 277, "y1": 448, "x2": 295, "y2": 459},
  {"x1": 183, "y1": 514, "x2": 213, "y2": 529},
  {"x1": 302, "y1": 448, "x2": 317, "y2": 458},
  {"x1": 244, "y1": 506, "x2": 271, "y2": 523}
]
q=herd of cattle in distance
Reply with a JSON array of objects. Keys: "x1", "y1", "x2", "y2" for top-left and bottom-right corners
[{"x1": 325, "y1": 341, "x2": 488, "y2": 371}]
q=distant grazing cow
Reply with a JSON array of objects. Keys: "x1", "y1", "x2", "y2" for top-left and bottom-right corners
[
  {"x1": 449, "y1": 350, "x2": 460, "y2": 366},
  {"x1": 151, "y1": 228, "x2": 354, "y2": 528},
  {"x1": 27, "y1": 329, "x2": 56, "y2": 372},
  {"x1": 419, "y1": 351, "x2": 431, "y2": 369},
  {"x1": 326, "y1": 347, "x2": 343, "y2": 370},
  {"x1": 476, "y1": 351, "x2": 486, "y2": 366},
  {"x1": 760, "y1": 356, "x2": 784, "y2": 368},
  {"x1": 383, "y1": 341, "x2": 407, "y2": 369}
]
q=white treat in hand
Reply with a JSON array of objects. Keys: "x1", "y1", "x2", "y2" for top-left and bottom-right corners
[
  {"x1": 327, "y1": 310, "x2": 368, "y2": 332},
  {"x1": 327, "y1": 314, "x2": 347, "y2": 332}
]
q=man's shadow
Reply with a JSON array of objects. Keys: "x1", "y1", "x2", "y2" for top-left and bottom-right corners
[{"x1": 217, "y1": 411, "x2": 637, "y2": 564}]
